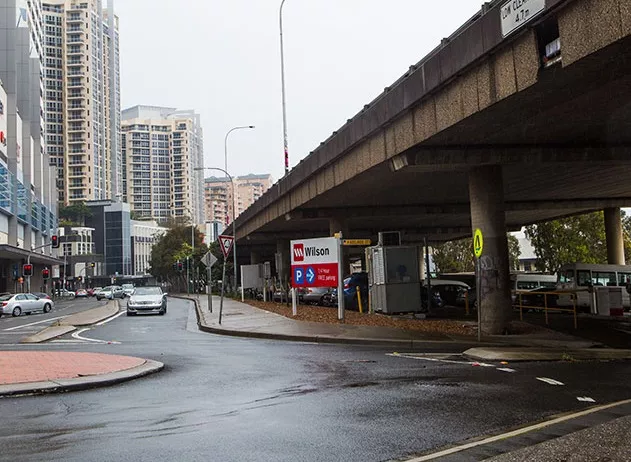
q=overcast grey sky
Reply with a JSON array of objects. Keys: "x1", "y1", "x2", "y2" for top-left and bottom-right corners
[{"x1": 116, "y1": 0, "x2": 481, "y2": 180}]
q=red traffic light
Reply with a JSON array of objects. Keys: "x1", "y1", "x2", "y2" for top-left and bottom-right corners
[
  {"x1": 51, "y1": 235, "x2": 59, "y2": 249},
  {"x1": 42, "y1": 268, "x2": 50, "y2": 280},
  {"x1": 23, "y1": 264, "x2": 33, "y2": 277}
]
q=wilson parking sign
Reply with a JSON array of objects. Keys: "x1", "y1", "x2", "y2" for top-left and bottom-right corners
[{"x1": 290, "y1": 237, "x2": 339, "y2": 288}]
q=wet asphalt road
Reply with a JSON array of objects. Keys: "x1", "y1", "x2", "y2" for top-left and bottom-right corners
[
  {"x1": 0, "y1": 297, "x2": 630, "y2": 462},
  {"x1": 0, "y1": 297, "x2": 107, "y2": 344}
]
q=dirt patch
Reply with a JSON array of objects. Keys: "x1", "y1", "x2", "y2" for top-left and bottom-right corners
[{"x1": 243, "y1": 300, "x2": 551, "y2": 338}]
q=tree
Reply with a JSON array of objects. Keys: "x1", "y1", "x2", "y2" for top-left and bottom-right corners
[
  {"x1": 433, "y1": 238, "x2": 474, "y2": 273},
  {"x1": 433, "y1": 234, "x2": 521, "y2": 274},
  {"x1": 148, "y1": 224, "x2": 208, "y2": 293},
  {"x1": 507, "y1": 234, "x2": 521, "y2": 271},
  {"x1": 524, "y1": 211, "x2": 631, "y2": 273},
  {"x1": 58, "y1": 202, "x2": 92, "y2": 226}
]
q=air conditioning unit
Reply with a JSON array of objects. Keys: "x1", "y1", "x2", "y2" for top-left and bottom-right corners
[{"x1": 378, "y1": 231, "x2": 401, "y2": 247}]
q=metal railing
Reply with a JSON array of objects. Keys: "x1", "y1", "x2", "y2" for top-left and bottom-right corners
[{"x1": 513, "y1": 290, "x2": 578, "y2": 329}]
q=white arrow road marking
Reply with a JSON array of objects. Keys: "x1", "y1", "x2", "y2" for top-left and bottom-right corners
[
  {"x1": 497, "y1": 368, "x2": 516, "y2": 373},
  {"x1": 3, "y1": 315, "x2": 68, "y2": 331},
  {"x1": 387, "y1": 353, "x2": 495, "y2": 367},
  {"x1": 536, "y1": 377, "x2": 565, "y2": 386},
  {"x1": 577, "y1": 396, "x2": 596, "y2": 402}
]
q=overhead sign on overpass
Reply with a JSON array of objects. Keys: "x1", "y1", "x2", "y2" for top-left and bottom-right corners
[
  {"x1": 291, "y1": 237, "x2": 339, "y2": 288},
  {"x1": 500, "y1": 0, "x2": 546, "y2": 37}
]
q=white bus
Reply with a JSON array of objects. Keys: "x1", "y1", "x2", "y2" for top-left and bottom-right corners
[{"x1": 556, "y1": 263, "x2": 631, "y2": 310}]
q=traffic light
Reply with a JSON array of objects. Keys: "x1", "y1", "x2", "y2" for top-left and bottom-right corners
[
  {"x1": 23, "y1": 264, "x2": 33, "y2": 277},
  {"x1": 177, "y1": 261, "x2": 183, "y2": 272},
  {"x1": 42, "y1": 268, "x2": 50, "y2": 280},
  {"x1": 51, "y1": 235, "x2": 59, "y2": 249},
  {"x1": 77, "y1": 276, "x2": 83, "y2": 282},
  {"x1": 90, "y1": 262, "x2": 96, "y2": 268}
]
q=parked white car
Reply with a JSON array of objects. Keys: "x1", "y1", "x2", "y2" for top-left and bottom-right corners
[
  {"x1": 0, "y1": 293, "x2": 54, "y2": 317},
  {"x1": 96, "y1": 286, "x2": 125, "y2": 300},
  {"x1": 122, "y1": 284, "x2": 135, "y2": 297}
]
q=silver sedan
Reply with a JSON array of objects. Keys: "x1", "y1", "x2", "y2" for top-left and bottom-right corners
[
  {"x1": 0, "y1": 293, "x2": 54, "y2": 317},
  {"x1": 126, "y1": 287, "x2": 167, "y2": 316}
]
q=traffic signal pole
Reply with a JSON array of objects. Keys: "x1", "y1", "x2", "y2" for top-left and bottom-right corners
[{"x1": 26, "y1": 241, "x2": 56, "y2": 293}]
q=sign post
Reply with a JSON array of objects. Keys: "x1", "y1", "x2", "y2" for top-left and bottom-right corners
[
  {"x1": 201, "y1": 252, "x2": 218, "y2": 313},
  {"x1": 290, "y1": 236, "x2": 342, "y2": 319},
  {"x1": 473, "y1": 228, "x2": 484, "y2": 342},
  {"x1": 337, "y1": 233, "x2": 345, "y2": 321},
  {"x1": 218, "y1": 235, "x2": 235, "y2": 325}
]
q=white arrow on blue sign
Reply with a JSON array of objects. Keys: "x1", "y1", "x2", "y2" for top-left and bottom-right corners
[{"x1": 306, "y1": 267, "x2": 315, "y2": 284}]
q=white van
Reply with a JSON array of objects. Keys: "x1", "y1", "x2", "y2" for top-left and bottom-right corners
[{"x1": 556, "y1": 263, "x2": 631, "y2": 310}]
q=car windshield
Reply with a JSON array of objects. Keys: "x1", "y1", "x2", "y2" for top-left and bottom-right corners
[
  {"x1": 101, "y1": 287, "x2": 113, "y2": 291},
  {"x1": 122, "y1": 284, "x2": 134, "y2": 289},
  {"x1": 133, "y1": 287, "x2": 161, "y2": 296}
]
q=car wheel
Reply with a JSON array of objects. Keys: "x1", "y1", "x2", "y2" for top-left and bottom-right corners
[
  {"x1": 159, "y1": 309, "x2": 165, "y2": 316},
  {"x1": 126, "y1": 311, "x2": 135, "y2": 316},
  {"x1": 12, "y1": 307, "x2": 22, "y2": 317},
  {"x1": 43, "y1": 303, "x2": 52, "y2": 314}
]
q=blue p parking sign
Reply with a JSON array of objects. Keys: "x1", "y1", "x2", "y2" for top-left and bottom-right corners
[{"x1": 294, "y1": 267, "x2": 305, "y2": 285}]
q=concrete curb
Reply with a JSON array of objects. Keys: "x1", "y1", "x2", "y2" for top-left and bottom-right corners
[
  {"x1": 60, "y1": 300, "x2": 120, "y2": 327},
  {"x1": 22, "y1": 301, "x2": 121, "y2": 344},
  {"x1": 173, "y1": 295, "x2": 483, "y2": 348},
  {"x1": 464, "y1": 347, "x2": 631, "y2": 362},
  {"x1": 20, "y1": 325, "x2": 76, "y2": 344},
  {"x1": 0, "y1": 359, "x2": 164, "y2": 397}
]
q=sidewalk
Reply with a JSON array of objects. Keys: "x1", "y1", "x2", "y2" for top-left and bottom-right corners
[
  {"x1": 182, "y1": 295, "x2": 631, "y2": 359},
  {"x1": 0, "y1": 351, "x2": 163, "y2": 396}
]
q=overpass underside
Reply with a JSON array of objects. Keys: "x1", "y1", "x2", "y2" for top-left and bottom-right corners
[{"x1": 243, "y1": 33, "x2": 631, "y2": 249}]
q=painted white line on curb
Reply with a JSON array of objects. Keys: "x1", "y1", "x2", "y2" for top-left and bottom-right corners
[
  {"x1": 95, "y1": 310, "x2": 125, "y2": 326},
  {"x1": 403, "y1": 398, "x2": 631, "y2": 461},
  {"x1": 3, "y1": 315, "x2": 68, "y2": 331},
  {"x1": 72, "y1": 328, "x2": 120, "y2": 344},
  {"x1": 536, "y1": 377, "x2": 565, "y2": 386},
  {"x1": 577, "y1": 397, "x2": 596, "y2": 403}
]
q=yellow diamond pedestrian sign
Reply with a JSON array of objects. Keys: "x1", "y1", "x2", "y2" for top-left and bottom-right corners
[{"x1": 473, "y1": 229, "x2": 483, "y2": 258}]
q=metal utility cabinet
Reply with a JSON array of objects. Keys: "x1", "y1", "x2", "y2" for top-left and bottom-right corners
[{"x1": 367, "y1": 245, "x2": 422, "y2": 314}]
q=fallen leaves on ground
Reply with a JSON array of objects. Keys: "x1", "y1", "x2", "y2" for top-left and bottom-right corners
[{"x1": 244, "y1": 300, "x2": 548, "y2": 338}]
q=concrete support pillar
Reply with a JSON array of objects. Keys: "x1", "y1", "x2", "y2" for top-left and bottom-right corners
[
  {"x1": 275, "y1": 239, "x2": 290, "y2": 287},
  {"x1": 250, "y1": 250, "x2": 262, "y2": 265},
  {"x1": 469, "y1": 166, "x2": 512, "y2": 335},
  {"x1": 604, "y1": 208, "x2": 625, "y2": 265},
  {"x1": 329, "y1": 217, "x2": 350, "y2": 276}
]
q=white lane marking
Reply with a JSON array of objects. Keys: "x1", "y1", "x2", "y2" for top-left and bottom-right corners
[
  {"x1": 387, "y1": 353, "x2": 495, "y2": 367},
  {"x1": 577, "y1": 396, "x2": 596, "y2": 403},
  {"x1": 95, "y1": 310, "x2": 125, "y2": 326},
  {"x1": 404, "y1": 398, "x2": 631, "y2": 461},
  {"x1": 536, "y1": 377, "x2": 565, "y2": 386},
  {"x1": 3, "y1": 315, "x2": 67, "y2": 331},
  {"x1": 497, "y1": 368, "x2": 516, "y2": 373},
  {"x1": 71, "y1": 328, "x2": 120, "y2": 344}
]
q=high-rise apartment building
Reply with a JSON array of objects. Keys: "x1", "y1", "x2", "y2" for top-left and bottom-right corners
[
  {"x1": 204, "y1": 174, "x2": 273, "y2": 226},
  {"x1": 0, "y1": 0, "x2": 61, "y2": 293},
  {"x1": 42, "y1": 0, "x2": 121, "y2": 205},
  {"x1": 121, "y1": 105, "x2": 204, "y2": 225}
]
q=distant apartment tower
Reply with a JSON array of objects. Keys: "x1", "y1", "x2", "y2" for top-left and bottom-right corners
[
  {"x1": 204, "y1": 174, "x2": 273, "y2": 225},
  {"x1": 42, "y1": 0, "x2": 121, "y2": 205},
  {"x1": 0, "y1": 0, "x2": 61, "y2": 292},
  {"x1": 121, "y1": 105, "x2": 204, "y2": 225}
]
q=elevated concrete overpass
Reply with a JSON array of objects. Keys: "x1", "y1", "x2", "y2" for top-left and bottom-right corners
[{"x1": 233, "y1": 0, "x2": 631, "y2": 333}]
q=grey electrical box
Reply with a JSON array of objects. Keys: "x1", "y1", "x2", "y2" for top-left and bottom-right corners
[{"x1": 368, "y1": 245, "x2": 422, "y2": 314}]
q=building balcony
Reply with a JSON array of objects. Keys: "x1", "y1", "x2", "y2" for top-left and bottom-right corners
[
  {"x1": 68, "y1": 138, "x2": 85, "y2": 144},
  {"x1": 68, "y1": 183, "x2": 86, "y2": 189},
  {"x1": 68, "y1": 160, "x2": 86, "y2": 166},
  {"x1": 67, "y1": 171, "x2": 85, "y2": 178}
]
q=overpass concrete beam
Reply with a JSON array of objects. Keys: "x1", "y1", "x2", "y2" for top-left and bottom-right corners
[
  {"x1": 604, "y1": 207, "x2": 626, "y2": 265},
  {"x1": 469, "y1": 165, "x2": 512, "y2": 335}
]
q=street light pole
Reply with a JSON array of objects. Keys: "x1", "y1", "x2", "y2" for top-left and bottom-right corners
[
  {"x1": 224, "y1": 126, "x2": 254, "y2": 293},
  {"x1": 280, "y1": 0, "x2": 289, "y2": 176}
]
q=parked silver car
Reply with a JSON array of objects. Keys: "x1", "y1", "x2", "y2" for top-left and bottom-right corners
[
  {"x1": 300, "y1": 287, "x2": 335, "y2": 305},
  {"x1": 0, "y1": 293, "x2": 54, "y2": 317},
  {"x1": 126, "y1": 286, "x2": 167, "y2": 316}
]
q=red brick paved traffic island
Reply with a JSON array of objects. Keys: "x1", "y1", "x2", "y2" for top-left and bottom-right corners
[{"x1": 0, "y1": 351, "x2": 146, "y2": 385}]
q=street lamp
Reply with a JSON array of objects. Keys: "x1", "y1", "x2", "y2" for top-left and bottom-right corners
[
  {"x1": 195, "y1": 166, "x2": 237, "y2": 293},
  {"x1": 280, "y1": 0, "x2": 289, "y2": 176},
  {"x1": 223, "y1": 125, "x2": 255, "y2": 292}
]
